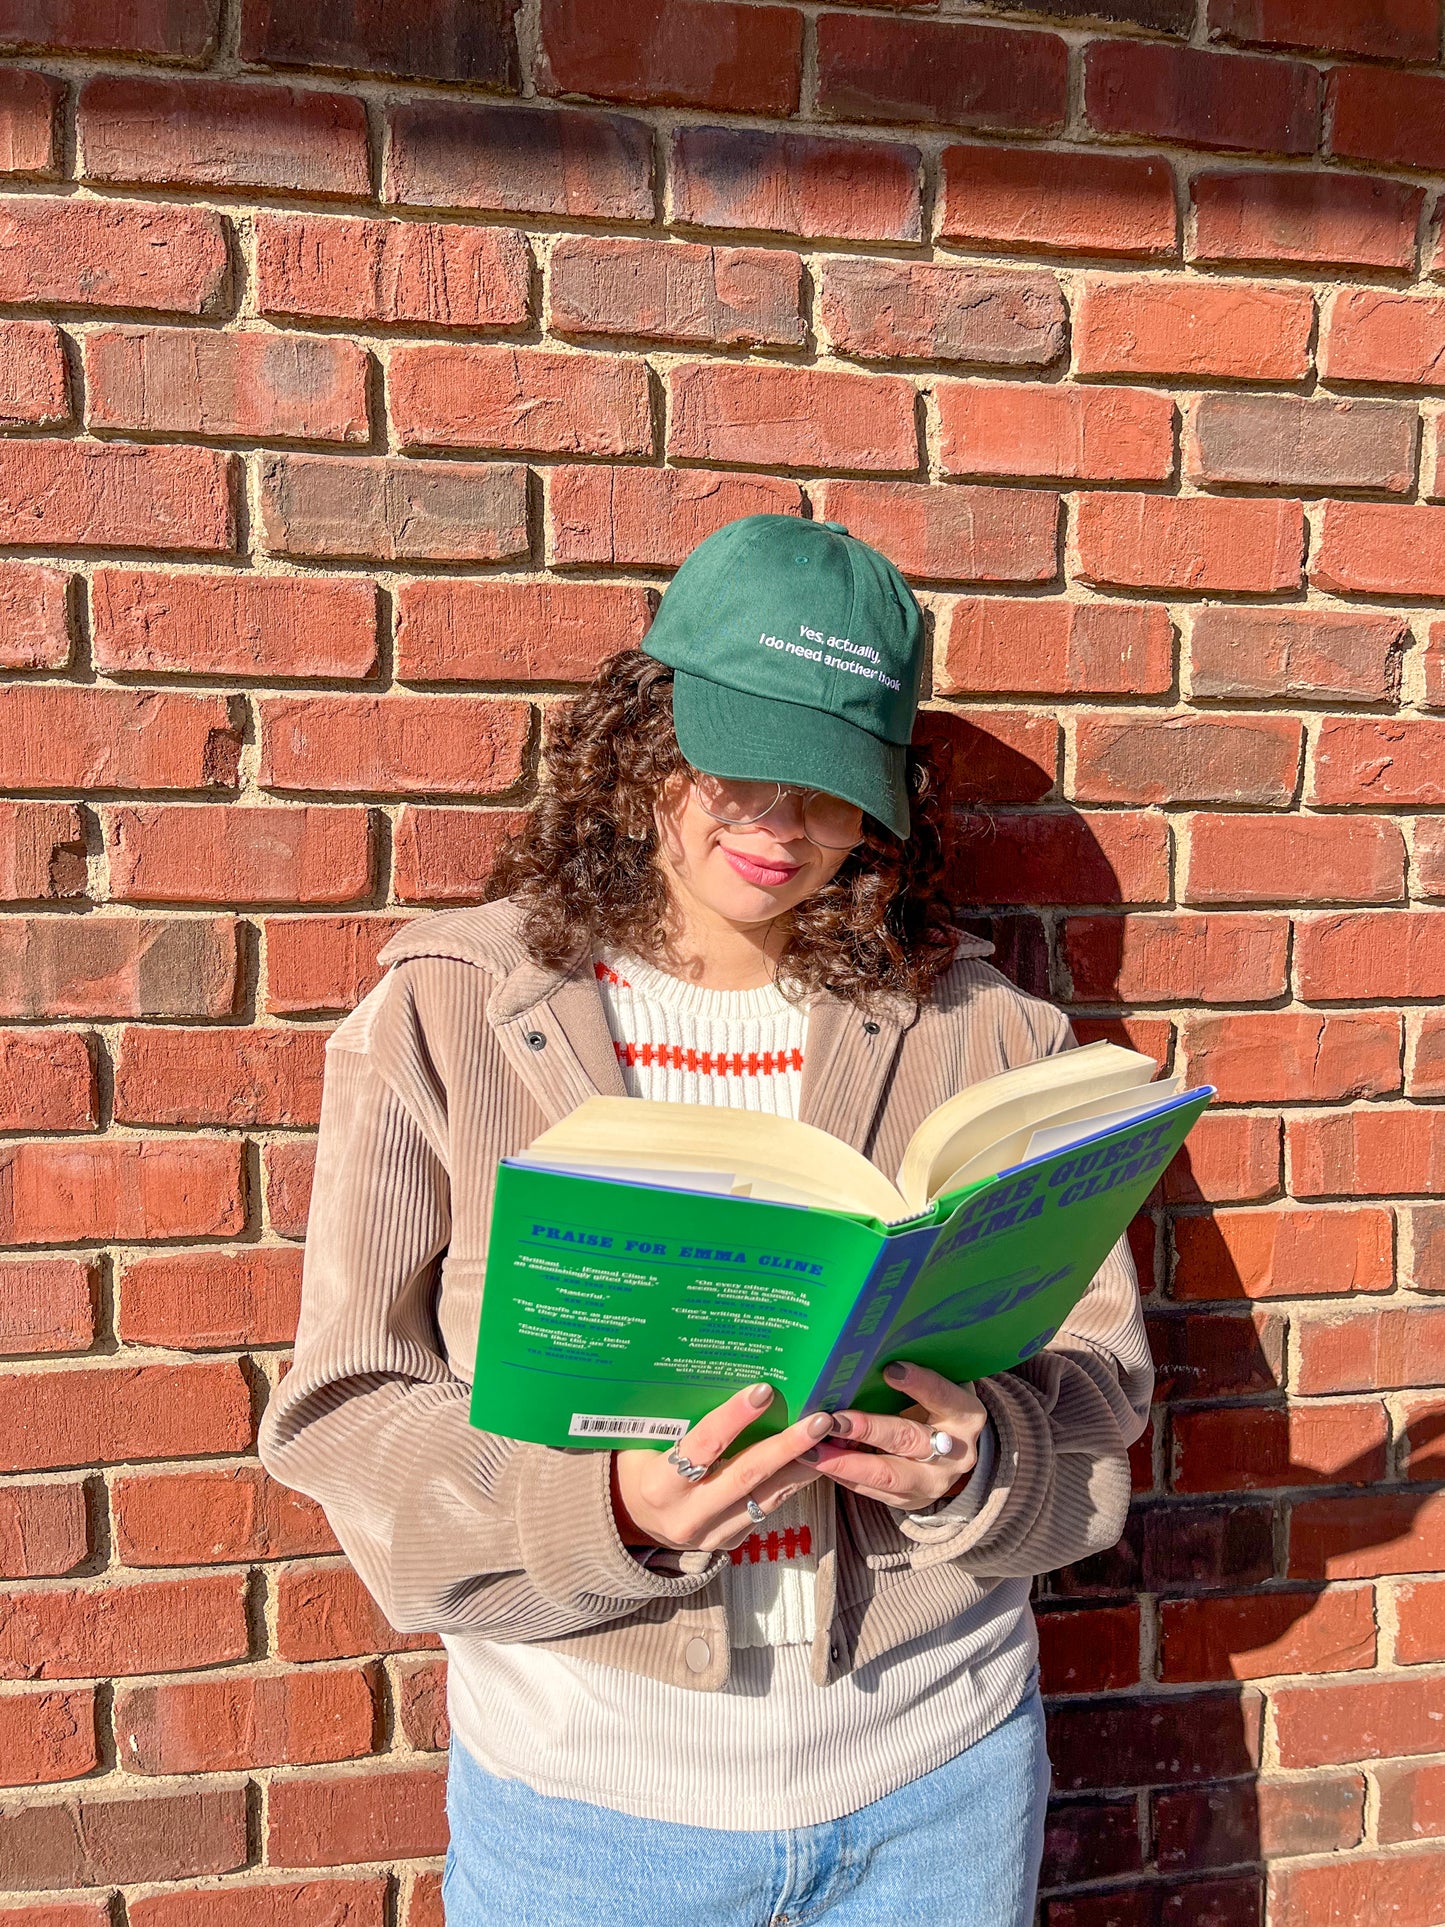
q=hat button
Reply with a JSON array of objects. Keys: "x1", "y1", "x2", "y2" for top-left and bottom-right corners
[{"x1": 821, "y1": 521, "x2": 849, "y2": 535}]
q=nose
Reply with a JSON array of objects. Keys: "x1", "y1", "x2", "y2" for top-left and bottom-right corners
[{"x1": 759, "y1": 791, "x2": 810, "y2": 839}]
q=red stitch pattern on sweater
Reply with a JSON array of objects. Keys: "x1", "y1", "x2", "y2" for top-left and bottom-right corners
[
  {"x1": 594, "y1": 959, "x2": 632, "y2": 989},
  {"x1": 729, "y1": 1524, "x2": 813, "y2": 1565},
  {"x1": 613, "y1": 1040, "x2": 805, "y2": 1076}
]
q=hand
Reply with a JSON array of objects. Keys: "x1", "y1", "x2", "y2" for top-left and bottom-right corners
[
  {"x1": 612, "y1": 1383, "x2": 835, "y2": 1554},
  {"x1": 805, "y1": 1361, "x2": 988, "y2": 1513}
]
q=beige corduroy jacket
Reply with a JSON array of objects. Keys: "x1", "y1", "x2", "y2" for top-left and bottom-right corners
[{"x1": 258, "y1": 899, "x2": 1152, "y2": 1694}]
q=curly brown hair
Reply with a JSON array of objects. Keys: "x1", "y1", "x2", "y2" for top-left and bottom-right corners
[{"x1": 484, "y1": 651, "x2": 958, "y2": 1009}]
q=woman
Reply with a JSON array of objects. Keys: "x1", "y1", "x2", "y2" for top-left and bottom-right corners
[{"x1": 259, "y1": 514, "x2": 1152, "y2": 1927}]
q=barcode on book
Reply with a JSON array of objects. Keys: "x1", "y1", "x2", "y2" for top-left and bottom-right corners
[{"x1": 568, "y1": 1413, "x2": 689, "y2": 1441}]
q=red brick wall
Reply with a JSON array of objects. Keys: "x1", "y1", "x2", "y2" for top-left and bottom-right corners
[{"x1": 1, "y1": 1, "x2": 1444, "y2": 1920}]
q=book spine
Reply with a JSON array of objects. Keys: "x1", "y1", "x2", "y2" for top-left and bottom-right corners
[{"x1": 806, "y1": 1222, "x2": 944, "y2": 1414}]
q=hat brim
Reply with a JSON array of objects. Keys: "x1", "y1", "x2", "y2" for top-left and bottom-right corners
[{"x1": 671, "y1": 672, "x2": 910, "y2": 839}]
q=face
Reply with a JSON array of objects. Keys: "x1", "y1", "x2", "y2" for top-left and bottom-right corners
[{"x1": 653, "y1": 773, "x2": 856, "y2": 931}]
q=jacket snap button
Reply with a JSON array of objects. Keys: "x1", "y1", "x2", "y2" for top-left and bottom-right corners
[
  {"x1": 862, "y1": 1020, "x2": 880, "y2": 1036},
  {"x1": 684, "y1": 1636, "x2": 711, "y2": 1674},
  {"x1": 829, "y1": 1641, "x2": 841, "y2": 1664},
  {"x1": 524, "y1": 1030, "x2": 546, "y2": 1051}
]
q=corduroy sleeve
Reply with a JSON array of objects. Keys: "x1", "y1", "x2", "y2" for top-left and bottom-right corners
[{"x1": 257, "y1": 975, "x2": 720, "y2": 1642}]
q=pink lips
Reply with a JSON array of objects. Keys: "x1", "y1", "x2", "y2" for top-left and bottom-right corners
[{"x1": 721, "y1": 846, "x2": 801, "y2": 889}]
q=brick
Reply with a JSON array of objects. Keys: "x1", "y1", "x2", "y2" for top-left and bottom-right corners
[
  {"x1": 1187, "y1": 393, "x2": 1416, "y2": 493},
  {"x1": 0, "y1": 1028, "x2": 95, "y2": 1133},
  {"x1": 1396, "y1": 1578, "x2": 1445, "y2": 1660},
  {"x1": 0, "y1": 1258, "x2": 96, "y2": 1355},
  {"x1": 79, "y1": 74, "x2": 369, "y2": 197},
  {"x1": 1209, "y1": 0, "x2": 1442, "y2": 59},
  {"x1": 265, "y1": 1139, "x2": 315, "y2": 1239},
  {"x1": 131, "y1": 1882, "x2": 387, "y2": 1927},
  {"x1": 1066, "y1": 913, "x2": 1289, "y2": 1004},
  {"x1": 117, "y1": 1246, "x2": 302, "y2": 1352},
  {"x1": 115, "y1": 1025, "x2": 326, "y2": 1128},
  {"x1": 1041, "y1": 1797, "x2": 1143, "y2": 1892},
  {"x1": 114, "y1": 1463, "x2": 333, "y2": 1566},
  {"x1": 938, "y1": 144, "x2": 1177, "y2": 259},
  {"x1": 1312, "y1": 718, "x2": 1445, "y2": 808},
  {"x1": 0, "y1": 1480, "x2": 88, "y2": 1579},
  {"x1": 85, "y1": 327, "x2": 368, "y2": 444},
  {"x1": 0, "y1": 318, "x2": 66, "y2": 425},
  {"x1": 106, "y1": 804, "x2": 374, "y2": 906},
  {"x1": 260, "y1": 454, "x2": 528, "y2": 564},
  {"x1": 815, "y1": 14, "x2": 1067, "y2": 134},
  {"x1": 1428, "y1": 625, "x2": 1445, "y2": 711},
  {"x1": 1403, "y1": 1393, "x2": 1445, "y2": 1480},
  {"x1": 0, "y1": 195, "x2": 229, "y2": 312},
  {"x1": 0, "y1": 1, "x2": 220, "y2": 59},
  {"x1": 1276, "y1": 1672, "x2": 1445, "y2": 1768},
  {"x1": 263, "y1": 914, "x2": 415, "y2": 1013},
  {"x1": 1160, "y1": 1586, "x2": 1376, "y2": 1682},
  {"x1": 396, "y1": 1654, "x2": 449, "y2": 1750},
  {"x1": 1378, "y1": 1758, "x2": 1445, "y2": 1845},
  {"x1": 1324, "y1": 290, "x2": 1445, "y2": 389},
  {"x1": 1292, "y1": 1110, "x2": 1445, "y2": 1198},
  {"x1": 1188, "y1": 607, "x2": 1408, "y2": 705},
  {"x1": 1180, "y1": 1011, "x2": 1401, "y2": 1103},
  {"x1": 0, "y1": 564, "x2": 71, "y2": 671},
  {"x1": 1074, "y1": 277, "x2": 1314, "y2": 381},
  {"x1": 0, "y1": 1358, "x2": 251, "y2": 1472},
  {"x1": 0, "y1": 1686, "x2": 95, "y2": 1786},
  {"x1": 953, "y1": 811, "x2": 1170, "y2": 907},
  {"x1": 0, "y1": 440, "x2": 234, "y2": 553},
  {"x1": 1273, "y1": 1850, "x2": 1445, "y2": 1927},
  {"x1": 814, "y1": 479, "x2": 1058, "y2": 585},
  {"x1": 667, "y1": 361, "x2": 916, "y2": 473},
  {"x1": 940, "y1": 598, "x2": 1171, "y2": 698},
  {"x1": 0, "y1": 686, "x2": 239, "y2": 794},
  {"x1": 918, "y1": 709, "x2": 1057, "y2": 806},
  {"x1": 257, "y1": 212, "x2": 528, "y2": 332},
  {"x1": 275, "y1": 1561, "x2": 440, "y2": 1663},
  {"x1": 393, "y1": 811, "x2": 527, "y2": 907},
  {"x1": 1419, "y1": 821, "x2": 1445, "y2": 896},
  {"x1": 0, "y1": 1571, "x2": 248, "y2": 1680},
  {"x1": 1060, "y1": 1493, "x2": 1275, "y2": 1592},
  {"x1": 1155, "y1": 1772, "x2": 1365, "y2": 1868},
  {"x1": 1074, "y1": 494, "x2": 1304, "y2": 593},
  {"x1": 1149, "y1": 1307, "x2": 1284, "y2": 1399},
  {"x1": 1298, "y1": 1306, "x2": 1445, "y2": 1394},
  {"x1": 115, "y1": 1665, "x2": 377, "y2": 1774},
  {"x1": 1295, "y1": 911, "x2": 1445, "y2": 1000},
  {"x1": 1037, "y1": 1604, "x2": 1139, "y2": 1695},
  {"x1": 397, "y1": 578, "x2": 651, "y2": 683},
  {"x1": 547, "y1": 465, "x2": 801, "y2": 568},
  {"x1": 1174, "y1": 1402, "x2": 1387, "y2": 1491},
  {"x1": 1085, "y1": 39, "x2": 1320, "y2": 154},
  {"x1": 939, "y1": 383, "x2": 1172, "y2": 484},
  {"x1": 0, "y1": 916, "x2": 239, "y2": 1020},
  {"x1": 1412, "y1": 1010, "x2": 1445, "y2": 1098},
  {"x1": 1072, "y1": 712, "x2": 1301, "y2": 806},
  {"x1": 1331, "y1": 66, "x2": 1445, "y2": 173},
  {"x1": 1048, "y1": 1691, "x2": 1262, "y2": 1793},
  {"x1": 1185, "y1": 813, "x2": 1405, "y2": 908},
  {"x1": 0, "y1": 1138, "x2": 247, "y2": 1245},
  {"x1": 0, "y1": 67, "x2": 60, "y2": 175},
  {"x1": 258, "y1": 694, "x2": 531, "y2": 797},
  {"x1": 995, "y1": 0, "x2": 1193, "y2": 22},
  {"x1": 540, "y1": 0, "x2": 800, "y2": 115},
  {"x1": 390, "y1": 342, "x2": 651, "y2": 457},
  {"x1": 1192, "y1": 168, "x2": 1423, "y2": 272},
  {"x1": 239, "y1": 0, "x2": 519, "y2": 85},
  {"x1": 550, "y1": 235, "x2": 802, "y2": 349},
  {"x1": 93, "y1": 572, "x2": 379, "y2": 681},
  {"x1": 0, "y1": 802, "x2": 85, "y2": 901},
  {"x1": 267, "y1": 1763, "x2": 448, "y2": 1868},
  {"x1": 669, "y1": 124, "x2": 919, "y2": 244},
  {"x1": 0, "y1": 1785, "x2": 247, "y2": 1892},
  {"x1": 386, "y1": 100, "x2": 653, "y2": 222},
  {"x1": 821, "y1": 261, "x2": 1065, "y2": 368}
]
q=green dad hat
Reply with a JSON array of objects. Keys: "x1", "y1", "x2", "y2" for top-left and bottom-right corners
[{"x1": 642, "y1": 514, "x2": 925, "y2": 838}]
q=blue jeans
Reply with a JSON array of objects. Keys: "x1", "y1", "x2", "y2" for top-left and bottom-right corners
[{"x1": 442, "y1": 1684, "x2": 1050, "y2": 1926}]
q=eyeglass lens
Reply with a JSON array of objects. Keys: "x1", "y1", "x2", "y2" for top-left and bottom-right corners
[{"x1": 692, "y1": 773, "x2": 864, "y2": 849}]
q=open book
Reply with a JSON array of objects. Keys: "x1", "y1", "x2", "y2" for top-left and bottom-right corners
[{"x1": 470, "y1": 1044, "x2": 1212, "y2": 1450}]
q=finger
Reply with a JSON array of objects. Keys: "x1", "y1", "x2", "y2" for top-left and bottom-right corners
[
  {"x1": 881, "y1": 1360, "x2": 983, "y2": 1419},
  {"x1": 804, "y1": 1442, "x2": 955, "y2": 1506},
  {"x1": 824, "y1": 1408, "x2": 941, "y2": 1462},
  {"x1": 670, "y1": 1381, "x2": 778, "y2": 1476},
  {"x1": 714, "y1": 1408, "x2": 835, "y2": 1503}
]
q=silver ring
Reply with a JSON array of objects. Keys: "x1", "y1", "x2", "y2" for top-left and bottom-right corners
[
  {"x1": 666, "y1": 1446, "x2": 710, "y2": 1484},
  {"x1": 745, "y1": 1497, "x2": 767, "y2": 1525},
  {"x1": 922, "y1": 1429, "x2": 955, "y2": 1464}
]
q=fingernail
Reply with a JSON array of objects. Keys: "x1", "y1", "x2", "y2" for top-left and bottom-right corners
[
  {"x1": 883, "y1": 1362, "x2": 907, "y2": 1384},
  {"x1": 798, "y1": 1447, "x2": 821, "y2": 1464},
  {"x1": 830, "y1": 1413, "x2": 853, "y2": 1435},
  {"x1": 747, "y1": 1384, "x2": 774, "y2": 1408},
  {"x1": 807, "y1": 1412, "x2": 834, "y2": 1439}
]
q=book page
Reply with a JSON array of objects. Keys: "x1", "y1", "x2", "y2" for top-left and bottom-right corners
[{"x1": 935, "y1": 1076, "x2": 1185, "y2": 1193}]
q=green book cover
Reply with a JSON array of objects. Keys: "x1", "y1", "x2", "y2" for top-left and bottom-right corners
[{"x1": 469, "y1": 1089, "x2": 1212, "y2": 1450}]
